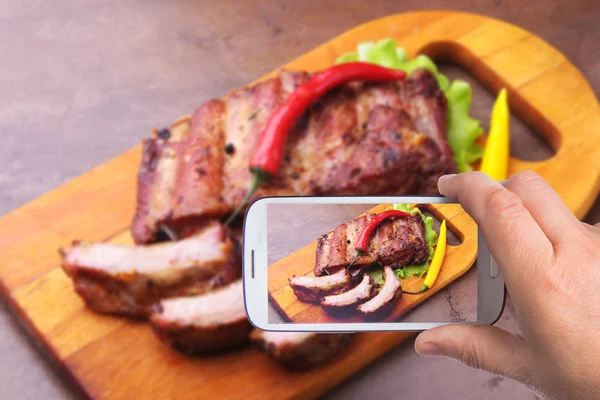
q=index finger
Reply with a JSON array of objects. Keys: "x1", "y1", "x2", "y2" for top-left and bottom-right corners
[{"x1": 438, "y1": 172, "x2": 554, "y2": 294}]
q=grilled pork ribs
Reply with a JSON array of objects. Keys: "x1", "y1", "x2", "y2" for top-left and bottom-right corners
[{"x1": 132, "y1": 69, "x2": 454, "y2": 244}]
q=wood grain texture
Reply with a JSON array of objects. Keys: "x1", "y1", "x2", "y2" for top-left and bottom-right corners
[
  {"x1": 1, "y1": 11, "x2": 600, "y2": 400},
  {"x1": 269, "y1": 204, "x2": 477, "y2": 323}
]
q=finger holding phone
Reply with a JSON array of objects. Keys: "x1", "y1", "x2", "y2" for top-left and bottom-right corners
[{"x1": 415, "y1": 171, "x2": 600, "y2": 400}]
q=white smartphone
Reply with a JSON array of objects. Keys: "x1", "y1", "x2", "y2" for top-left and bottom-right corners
[{"x1": 242, "y1": 196, "x2": 505, "y2": 332}]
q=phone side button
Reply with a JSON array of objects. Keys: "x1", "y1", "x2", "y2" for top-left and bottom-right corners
[
  {"x1": 490, "y1": 256, "x2": 499, "y2": 278},
  {"x1": 251, "y1": 250, "x2": 255, "y2": 279}
]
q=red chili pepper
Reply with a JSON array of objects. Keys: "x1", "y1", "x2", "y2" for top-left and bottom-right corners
[
  {"x1": 356, "y1": 210, "x2": 410, "y2": 253},
  {"x1": 346, "y1": 210, "x2": 410, "y2": 272},
  {"x1": 224, "y1": 63, "x2": 407, "y2": 225}
]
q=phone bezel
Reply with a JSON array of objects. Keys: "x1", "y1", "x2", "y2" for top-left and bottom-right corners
[{"x1": 242, "y1": 195, "x2": 505, "y2": 332}]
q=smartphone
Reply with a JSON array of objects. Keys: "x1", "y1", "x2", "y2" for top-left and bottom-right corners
[{"x1": 242, "y1": 196, "x2": 505, "y2": 332}]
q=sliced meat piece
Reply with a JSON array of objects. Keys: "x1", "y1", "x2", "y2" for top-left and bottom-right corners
[
  {"x1": 289, "y1": 269, "x2": 351, "y2": 303},
  {"x1": 250, "y1": 330, "x2": 354, "y2": 370},
  {"x1": 61, "y1": 221, "x2": 240, "y2": 318},
  {"x1": 357, "y1": 266, "x2": 402, "y2": 316},
  {"x1": 315, "y1": 212, "x2": 428, "y2": 276},
  {"x1": 321, "y1": 274, "x2": 377, "y2": 310},
  {"x1": 133, "y1": 109, "x2": 230, "y2": 244},
  {"x1": 150, "y1": 280, "x2": 251, "y2": 353},
  {"x1": 132, "y1": 68, "x2": 453, "y2": 244}
]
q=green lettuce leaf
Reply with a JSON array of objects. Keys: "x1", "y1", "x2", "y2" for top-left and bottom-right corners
[
  {"x1": 335, "y1": 52, "x2": 358, "y2": 64},
  {"x1": 335, "y1": 38, "x2": 483, "y2": 171},
  {"x1": 394, "y1": 264, "x2": 430, "y2": 279},
  {"x1": 367, "y1": 268, "x2": 386, "y2": 287},
  {"x1": 445, "y1": 80, "x2": 485, "y2": 172}
]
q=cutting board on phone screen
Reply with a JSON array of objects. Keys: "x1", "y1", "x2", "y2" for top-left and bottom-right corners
[
  {"x1": 1, "y1": 11, "x2": 599, "y2": 400},
  {"x1": 269, "y1": 203, "x2": 477, "y2": 323}
]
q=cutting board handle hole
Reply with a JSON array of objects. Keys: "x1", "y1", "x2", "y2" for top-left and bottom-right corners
[
  {"x1": 417, "y1": 204, "x2": 463, "y2": 246},
  {"x1": 418, "y1": 41, "x2": 558, "y2": 162}
]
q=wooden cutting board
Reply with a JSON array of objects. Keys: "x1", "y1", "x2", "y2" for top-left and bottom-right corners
[
  {"x1": 1, "y1": 11, "x2": 600, "y2": 400},
  {"x1": 269, "y1": 203, "x2": 477, "y2": 323}
]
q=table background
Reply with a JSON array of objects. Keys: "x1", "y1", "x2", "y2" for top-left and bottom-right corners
[{"x1": 1, "y1": 0, "x2": 599, "y2": 399}]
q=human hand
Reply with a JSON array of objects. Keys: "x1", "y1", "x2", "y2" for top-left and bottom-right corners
[{"x1": 414, "y1": 171, "x2": 600, "y2": 400}]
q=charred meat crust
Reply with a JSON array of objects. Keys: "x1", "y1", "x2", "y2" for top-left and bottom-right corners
[
  {"x1": 309, "y1": 105, "x2": 444, "y2": 196},
  {"x1": 315, "y1": 213, "x2": 428, "y2": 276},
  {"x1": 150, "y1": 281, "x2": 252, "y2": 353},
  {"x1": 357, "y1": 265, "x2": 402, "y2": 317},
  {"x1": 61, "y1": 221, "x2": 241, "y2": 318},
  {"x1": 288, "y1": 269, "x2": 351, "y2": 303},
  {"x1": 151, "y1": 317, "x2": 252, "y2": 354},
  {"x1": 250, "y1": 330, "x2": 354, "y2": 371},
  {"x1": 132, "y1": 68, "x2": 453, "y2": 244}
]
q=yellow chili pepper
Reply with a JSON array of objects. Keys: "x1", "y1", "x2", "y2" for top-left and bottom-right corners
[
  {"x1": 421, "y1": 219, "x2": 447, "y2": 291},
  {"x1": 403, "y1": 219, "x2": 447, "y2": 294},
  {"x1": 480, "y1": 88, "x2": 510, "y2": 180}
]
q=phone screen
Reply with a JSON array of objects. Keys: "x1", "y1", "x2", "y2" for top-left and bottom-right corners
[{"x1": 265, "y1": 202, "x2": 480, "y2": 325}]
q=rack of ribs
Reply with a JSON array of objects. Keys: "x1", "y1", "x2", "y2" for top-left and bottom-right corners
[
  {"x1": 132, "y1": 68, "x2": 454, "y2": 244},
  {"x1": 314, "y1": 212, "x2": 429, "y2": 276}
]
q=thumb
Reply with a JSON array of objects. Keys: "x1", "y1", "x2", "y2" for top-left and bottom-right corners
[{"x1": 415, "y1": 325, "x2": 532, "y2": 384}]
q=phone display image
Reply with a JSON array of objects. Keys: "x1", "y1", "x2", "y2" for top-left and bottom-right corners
[{"x1": 266, "y1": 202, "x2": 478, "y2": 324}]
